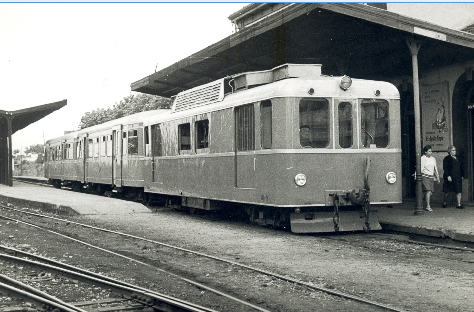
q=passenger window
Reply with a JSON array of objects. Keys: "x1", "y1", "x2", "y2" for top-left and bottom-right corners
[
  {"x1": 261, "y1": 100, "x2": 272, "y2": 149},
  {"x1": 66, "y1": 143, "x2": 74, "y2": 160},
  {"x1": 93, "y1": 138, "x2": 99, "y2": 158},
  {"x1": 100, "y1": 136, "x2": 106, "y2": 157},
  {"x1": 122, "y1": 132, "x2": 127, "y2": 155},
  {"x1": 151, "y1": 124, "x2": 163, "y2": 157},
  {"x1": 128, "y1": 129, "x2": 138, "y2": 155},
  {"x1": 106, "y1": 135, "x2": 112, "y2": 157},
  {"x1": 299, "y1": 99, "x2": 330, "y2": 148},
  {"x1": 196, "y1": 120, "x2": 209, "y2": 149},
  {"x1": 179, "y1": 123, "x2": 191, "y2": 152},
  {"x1": 338, "y1": 102, "x2": 353, "y2": 148},
  {"x1": 77, "y1": 140, "x2": 83, "y2": 159},
  {"x1": 235, "y1": 104, "x2": 255, "y2": 151},
  {"x1": 144, "y1": 126, "x2": 151, "y2": 156},
  {"x1": 88, "y1": 139, "x2": 93, "y2": 158},
  {"x1": 361, "y1": 100, "x2": 389, "y2": 148}
]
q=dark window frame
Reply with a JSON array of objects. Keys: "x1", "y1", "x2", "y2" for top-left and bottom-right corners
[
  {"x1": 195, "y1": 119, "x2": 209, "y2": 150},
  {"x1": 260, "y1": 100, "x2": 272, "y2": 149},
  {"x1": 179, "y1": 123, "x2": 191, "y2": 152}
]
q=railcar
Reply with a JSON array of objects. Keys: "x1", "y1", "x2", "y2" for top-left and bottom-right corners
[{"x1": 45, "y1": 64, "x2": 401, "y2": 233}]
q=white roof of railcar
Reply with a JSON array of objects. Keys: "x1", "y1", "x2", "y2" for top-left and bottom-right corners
[
  {"x1": 47, "y1": 64, "x2": 400, "y2": 143},
  {"x1": 143, "y1": 74, "x2": 400, "y2": 126},
  {"x1": 45, "y1": 109, "x2": 171, "y2": 144}
]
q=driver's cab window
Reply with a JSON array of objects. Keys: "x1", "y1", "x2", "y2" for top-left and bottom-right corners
[
  {"x1": 299, "y1": 98, "x2": 330, "y2": 148},
  {"x1": 361, "y1": 100, "x2": 389, "y2": 148}
]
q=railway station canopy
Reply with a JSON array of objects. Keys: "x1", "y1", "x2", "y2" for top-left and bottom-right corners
[
  {"x1": 0, "y1": 100, "x2": 67, "y2": 186},
  {"x1": 131, "y1": 3, "x2": 474, "y2": 98}
]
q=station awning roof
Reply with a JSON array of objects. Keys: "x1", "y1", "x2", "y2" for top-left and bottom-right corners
[
  {"x1": 131, "y1": 3, "x2": 474, "y2": 98},
  {"x1": 0, "y1": 99, "x2": 67, "y2": 134}
]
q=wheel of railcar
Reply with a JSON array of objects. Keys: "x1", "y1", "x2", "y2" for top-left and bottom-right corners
[
  {"x1": 142, "y1": 193, "x2": 152, "y2": 206},
  {"x1": 72, "y1": 182, "x2": 82, "y2": 192}
]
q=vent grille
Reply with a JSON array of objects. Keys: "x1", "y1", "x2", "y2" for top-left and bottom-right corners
[{"x1": 173, "y1": 79, "x2": 224, "y2": 113}]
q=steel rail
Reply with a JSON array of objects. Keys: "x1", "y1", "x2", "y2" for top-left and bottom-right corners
[
  {"x1": 0, "y1": 212, "x2": 272, "y2": 312},
  {"x1": 0, "y1": 253, "x2": 217, "y2": 312},
  {"x1": 0, "y1": 280, "x2": 83, "y2": 312},
  {"x1": 0, "y1": 206, "x2": 409, "y2": 312},
  {"x1": 0, "y1": 273, "x2": 88, "y2": 312}
]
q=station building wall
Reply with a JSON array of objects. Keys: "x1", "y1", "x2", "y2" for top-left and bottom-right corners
[{"x1": 392, "y1": 59, "x2": 474, "y2": 203}]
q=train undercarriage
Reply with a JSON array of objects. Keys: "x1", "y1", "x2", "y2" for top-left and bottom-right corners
[{"x1": 49, "y1": 178, "x2": 381, "y2": 233}]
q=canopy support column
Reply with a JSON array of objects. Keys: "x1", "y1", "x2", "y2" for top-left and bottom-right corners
[{"x1": 406, "y1": 38, "x2": 423, "y2": 215}]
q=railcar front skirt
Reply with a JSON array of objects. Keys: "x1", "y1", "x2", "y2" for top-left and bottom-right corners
[{"x1": 289, "y1": 210, "x2": 382, "y2": 233}]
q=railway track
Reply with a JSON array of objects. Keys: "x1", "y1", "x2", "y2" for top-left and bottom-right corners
[
  {"x1": 321, "y1": 233, "x2": 474, "y2": 265},
  {"x1": 0, "y1": 204, "x2": 410, "y2": 312},
  {"x1": 0, "y1": 251, "x2": 214, "y2": 312}
]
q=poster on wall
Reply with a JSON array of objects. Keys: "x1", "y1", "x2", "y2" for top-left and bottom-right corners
[{"x1": 421, "y1": 82, "x2": 450, "y2": 152}]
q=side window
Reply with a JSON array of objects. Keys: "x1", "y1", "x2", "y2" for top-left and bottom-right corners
[
  {"x1": 106, "y1": 135, "x2": 113, "y2": 157},
  {"x1": 196, "y1": 120, "x2": 209, "y2": 149},
  {"x1": 179, "y1": 123, "x2": 191, "y2": 152},
  {"x1": 66, "y1": 143, "x2": 74, "y2": 160},
  {"x1": 144, "y1": 126, "x2": 151, "y2": 156},
  {"x1": 361, "y1": 100, "x2": 389, "y2": 148},
  {"x1": 299, "y1": 98, "x2": 330, "y2": 148},
  {"x1": 151, "y1": 124, "x2": 163, "y2": 157},
  {"x1": 63, "y1": 144, "x2": 68, "y2": 159},
  {"x1": 235, "y1": 104, "x2": 255, "y2": 151},
  {"x1": 338, "y1": 102, "x2": 353, "y2": 148},
  {"x1": 100, "y1": 136, "x2": 106, "y2": 157},
  {"x1": 88, "y1": 139, "x2": 93, "y2": 158},
  {"x1": 261, "y1": 100, "x2": 272, "y2": 149},
  {"x1": 57, "y1": 145, "x2": 62, "y2": 160},
  {"x1": 128, "y1": 129, "x2": 138, "y2": 155},
  {"x1": 51, "y1": 146, "x2": 56, "y2": 161},
  {"x1": 122, "y1": 132, "x2": 127, "y2": 155},
  {"x1": 77, "y1": 140, "x2": 83, "y2": 159},
  {"x1": 93, "y1": 138, "x2": 99, "y2": 158}
]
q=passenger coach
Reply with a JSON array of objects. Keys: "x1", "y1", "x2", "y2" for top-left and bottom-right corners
[{"x1": 45, "y1": 64, "x2": 402, "y2": 233}]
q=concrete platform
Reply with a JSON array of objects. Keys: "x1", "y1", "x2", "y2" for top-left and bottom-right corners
[
  {"x1": 4, "y1": 177, "x2": 474, "y2": 243},
  {"x1": 376, "y1": 200, "x2": 474, "y2": 243},
  {"x1": 0, "y1": 178, "x2": 151, "y2": 215}
]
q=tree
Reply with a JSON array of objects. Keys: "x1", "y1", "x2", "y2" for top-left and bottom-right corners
[
  {"x1": 24, "y1": 144, "x2": 44, "y2": 154},
  {"x1": 79, "y1": 93, "x2": 172, "y2": 129},
  {"x1": 24, "y1": 144, "x2": 45, "y2": 164}
]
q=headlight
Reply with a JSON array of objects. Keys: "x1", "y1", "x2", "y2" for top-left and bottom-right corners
[
  {"x1": 386, "y1": 172, "x2": 397, "y2": 184},
  {"x1": 295, "y1": 174, "x2": 307, "y2": 186},
  {"x1": 339, "y1": 75, "x2": 352, "y2": 90}
]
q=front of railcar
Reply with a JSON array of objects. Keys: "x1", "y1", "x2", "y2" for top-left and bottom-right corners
[{"x1": 273, "y1": 75, "x2": 401, "y2": 233}]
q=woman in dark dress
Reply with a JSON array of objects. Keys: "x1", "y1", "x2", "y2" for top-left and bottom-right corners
[{"x1": 442, "y1": 145, "x2": 464, "y2": 209}]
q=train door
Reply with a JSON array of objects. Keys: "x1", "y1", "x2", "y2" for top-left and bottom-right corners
[
  {"x1": 234, "y1": 104, "x2": 256, "y2": 188},
  {"x1": 112, "y1": 126, "x2": 123, "y2": 187},
  {"x1": 151, "y1": 124, "x2": 163, "y2": 183},
  {"x1": 78, "y1": 135, "x2": 87, "y2": 183}
]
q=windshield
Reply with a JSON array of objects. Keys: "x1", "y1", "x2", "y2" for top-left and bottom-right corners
[
  {"x1": 361, "y1": 100, "x2": 389, "y2": 148},
  {"x1": 299, "y1": 98, "x2": 330, "y2": 148}
]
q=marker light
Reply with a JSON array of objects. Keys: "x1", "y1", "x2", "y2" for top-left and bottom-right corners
[
  {"x1": 386, "y1": 172, "x2": 397, "y2": 184},
  {"x1": 339, "y1": 75, "x2": 352, "y2": 90},
  {"x1": 295, "y1": 174, "x2": 307, "y2": 186}
]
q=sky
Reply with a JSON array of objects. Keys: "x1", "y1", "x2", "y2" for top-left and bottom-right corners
[{"x1": 2, "y1": 2, "x2": 474, "y2": 152}]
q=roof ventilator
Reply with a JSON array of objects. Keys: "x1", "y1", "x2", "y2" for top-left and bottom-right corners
[{"x1": 171, "y1": 64, "x2": 322, "y2": 113}]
